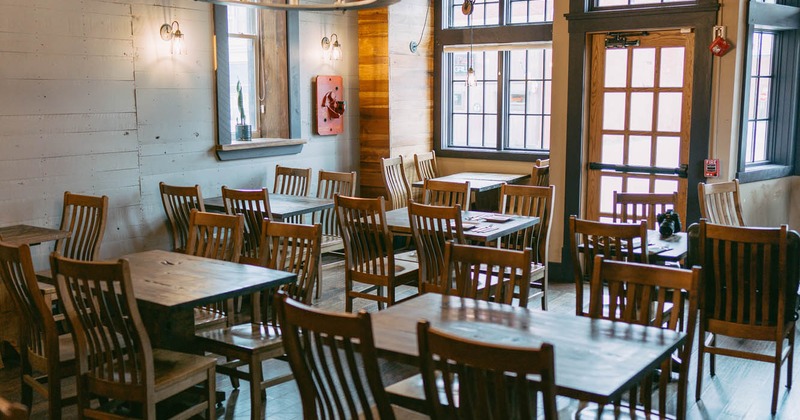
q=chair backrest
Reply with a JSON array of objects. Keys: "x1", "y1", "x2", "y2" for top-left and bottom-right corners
[
  {"x1": 159, "y1": 182, "x2": 205, "y2": 253},
  {"x1": 334, "y1": 195, "x2": 397, "y2": 280},
  {"x1": 417, "y1": 320, "x2": 557, "y2": 420},
  {"x1": 414, "y1": 151, "x2": 439, "y2": 181},
  {"x1": 531, "y1": 158, "x2": 550, "y2": 187},
  {"x1": 0, "y1": 242, "x2": 58, "y2": 367},
  {"x1": 276, "y1": 292, "x2": 395, "y2": 420},
  {"x1": 259, "y1": 220, "x2": 321, "y2": 306},
  {"x1": 588, "y1": 256, "x2": 699, "y2": 417},
  {"x1": 698, "y1": 179, "x2": 745, "y2": 226},
  {"x1": 569, "y1": 216, "x2": 648, "y2": 316},
  {"x1": 613, "y1": 191, "x2": 678, "y2": 228},
  {"x1": 445, "y1": 242, "x2": 532, "y2": 307},
  {"x1": 314, "y1": 170, "x2": 357, "y2": 237},
  {"x1": 697, "y1": 219, "x2": 798, "y2": 330},
  {"x1": 380, "y1": 156, "x2": 412, "y2": 210},
  {"x1": 499, "y1": 184, "x2": 554, "y2": 265},
  {"x1": 221, "y1": 186, "x2": 273, "y2": 265},
  {"x1": 423, "y1": 179, "x2": 471, "y2": 211},
  {"x1": 408, "y1": 201, "x2": 465, "y2": 294},
  {"x1": 52, "y1": 255, "x2": 154, "y2": 395},
  {"x1": 274, "y1": 165, "x2": 312, "y2": 197},
  {"x1": 56, "y1": 191, "x2": 108, "y2": 261},
  {"x1": 186, "y1": 210, "x2": 244, "y2": 263}
]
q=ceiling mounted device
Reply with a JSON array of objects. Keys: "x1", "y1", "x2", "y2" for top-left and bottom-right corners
[{"x1": 194, "y1": 0, "x2": 402, "y2": 11}]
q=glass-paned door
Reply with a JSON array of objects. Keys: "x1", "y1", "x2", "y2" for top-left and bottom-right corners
[{"x1": 586, "y1": 30, "x2": 694, "y2": 224}]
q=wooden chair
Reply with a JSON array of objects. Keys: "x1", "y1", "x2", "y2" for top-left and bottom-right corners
[
  {"x1": 312, "y1": 170, "x2": 357, "y2": 298},
  {"x1": 186, "y1": 210, "x2": 244, "y2": 331},
  {"x1": 273, "y1": 165, "x2": 311, "y2": 197},
  {"x1": 613, "y1": 191, "x2": 678, "y2": 228},
  {"x1": 698, "y1": 179, "x2": 745, "y2": 226},
  {"x1": 0, "y1": 243, "x2": 76, "y2": 420},
  {"x1": 499, "y1": 184, "x2": 554, "y2": 309},
  {"x1": 381, "y1": 156, "x2": 412, "y2": 211},
  {"x1": 445, "y1": 242, "x2": 532, "y2": 307},
  {"x1": 195, "y1": 220, "x2": 321, "y2": 420},
  {"x1": 36, "y1": 191, "x2": 109, "y2": 284},
  {"x1": 417, "y1": 320, "x2": 557, "y2": 419},
  {"x1": 159, "y1": 182, "x2": 205, "y2": 253},
  {"x1": 569, "y1": 216, "x2": 648, "y2": 316},
  {"x1": 52, "y1": 254, "x2": 216, "y2": 419},
  {"x1": 694, "y1": 220, "x2": 797, "y2": 414},
  {"x1": 335, "y1": 194, "x2": 419, "y2": 312},
  {"x1": 275, "y1": 292, "x2": 397, "y2": 420},
  {"x1": 531, "y1": 158, "x2": 550, "y2": 187},
  {"x1": 589, "y1": 256, "x2": 700, "y2": 419},
  {"x1": 414, "y1": 151, "x2": 439, "y2": 181},
  {"x1": 221, "y1": 186, "x2": 273, "y2": 266},
  {"x1": 408, "y1": 201, "x2": 465, "y2": 295},
  {"x1": 423, "y1": 179, "x2": 471, "y2": 211}
]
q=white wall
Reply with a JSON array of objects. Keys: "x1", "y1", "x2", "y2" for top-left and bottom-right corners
[{"x1": 0, "y1": 0, "x2": 360, "y2": 268}]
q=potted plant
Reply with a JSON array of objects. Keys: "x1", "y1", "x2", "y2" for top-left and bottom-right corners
[{"x1": 235, "y1": 80, "x2": 252, "y2": 141}]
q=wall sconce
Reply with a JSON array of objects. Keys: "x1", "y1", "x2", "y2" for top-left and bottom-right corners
[
  {"x1": 321, "y1": 33, "x2": 342, "y2": 61},
  {"x1": 160, "y1": 21, "x2": 186, "y2": 55}
]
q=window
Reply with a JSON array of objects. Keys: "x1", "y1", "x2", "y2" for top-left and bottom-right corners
[
  {"x1": 227, "y1": 7, "x2": 260, "y2": 136},
  {"x1": 436, "y1": 0, "x2": 553, "y2": 160},
  {"x1": 737, "y1": 0, "x2": 800, "y2": 182}
]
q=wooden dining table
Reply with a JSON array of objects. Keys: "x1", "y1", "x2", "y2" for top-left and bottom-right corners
[
  {"x1": 0, "y1": 224, "x2": 70, "y2": 246},
  {"x1": 412, "y1": 172, "x2": 531, "y2": 211},
  {"x1": 384, "y1": 207, "x2": 539, "y2": 243},
  {"x1": 119, "y1": 250, "x2": 296, "y2": 353},
  {"x1": 371, "y1": 293, "x2": 687, "y2": 406},
  {"x1": 204, "y1": 193, "x2": 333, "y2": 222}
]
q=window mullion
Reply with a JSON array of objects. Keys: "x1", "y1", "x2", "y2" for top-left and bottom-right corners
[{"x1": 497, "y1": 51, "x2": 507, "y2": 151}]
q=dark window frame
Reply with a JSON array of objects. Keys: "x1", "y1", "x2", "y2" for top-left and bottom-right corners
[
  {"x1": 736, "y1": 0, "x2": 800, "y2": 183},
  {"x1": 433, "y1": 0, "x2": 554, "y2": 162}
]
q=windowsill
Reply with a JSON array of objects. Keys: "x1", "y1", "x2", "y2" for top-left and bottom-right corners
[
  {"x1": 736, "y1": 164, "x2": 793, "y2": 183},
  {"x1": 215, "y1": 138, "x2": 307, "y2": 161},
  {"x1": 436, "y1": 147, "x2": 549, "y2": 163}
]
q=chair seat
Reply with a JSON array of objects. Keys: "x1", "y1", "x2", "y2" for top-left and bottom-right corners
[
  {"x1": 152, "y1": 348, "x2": 217, "y2": 392},
  {"x1": 394, "y1": 250, "x2": 418, "y2": 263},
  {"x1": 195, "y1": 323, "x2": 284, "y2": 354},
  {"x1": 386, "y1": 374, "x2": 428, "y2": 414},
  {"x1": 320, "y1": 234, "x2": 344, "y2": 252},
  {"x1": 194, "y1": 307, "x2": 228, "y2": 331}
]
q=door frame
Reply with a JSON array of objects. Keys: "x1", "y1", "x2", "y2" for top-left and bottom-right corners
[{"x1": 557, "y1": 1, "x2": 719, "y2": 281}]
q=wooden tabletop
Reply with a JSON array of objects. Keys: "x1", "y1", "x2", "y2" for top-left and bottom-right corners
[
  {"x1": 0, "y1": 224, "x2": 70, "y2": 246},
  {"x1": 121, "y1": 250, "x2": 296, "y2": 310},
  {"x1": 646, "y1": 230, "x2": 688, "y2": 262},
  {"x1": 385, "y1": 208, "x2": 539, "y2": 243},
  {"x1": 204, "y1": 193, "x2": 334, "y2": 221},
  {"x1": 412, "y1": 172, "x2": 530, "y2": 192},
  {"x1": 371, "y1": 293, "x2": 686, "y2": 404}
]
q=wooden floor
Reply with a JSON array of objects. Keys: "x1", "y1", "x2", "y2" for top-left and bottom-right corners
[{"x1": 2, "y1": 258, "x2": 799, "y2": 419}]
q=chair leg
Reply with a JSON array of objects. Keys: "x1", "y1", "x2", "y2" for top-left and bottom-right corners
[
  {"x1": 207, "y1": 367, "x2": 217, "y2": 418},
  {"x1": 376, "y1": 286, "x2": 385, "y2": 311},
  {"x1": 345, "y1": 274, "x2": 353, "y2": 312},
  {"x1": 772, "y1": 338, "x2": 783, "y2": 415},
  {"x1": 227, "y1": 357, "x2": 240, "y2": 389},
  {"x1": 315, "y1": 259, "x2": 322, "y2": 299},
  {"x1": 788, "y1": 326, "x2": 795, "y2": 390},
  {"x1": 695, "y1": 333, "x2": 705, "y2": 402},
  {"x1": 20, "y1": 370, "x2": 32, "y2": 410},
  {"x1": 48, "y1": 369, "x2": 62, "y2": 420},
  {"x1": 709, "y1": 334, "x2": 716, "y2": 376},
  {"x1": 250, "y1": 358, "x2": 265, "y2": 420}
]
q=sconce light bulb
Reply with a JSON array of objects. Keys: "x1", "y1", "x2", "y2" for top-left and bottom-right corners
[
  {"x1": 332, "y1": 40, "x2": 342, "y2": 61},
  {"x1": 173, "y1": 30, "x2": 186, "y2": 55}
]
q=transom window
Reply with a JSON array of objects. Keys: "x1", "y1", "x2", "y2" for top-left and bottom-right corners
[{"x1": 437, "y1": 0, "x2": 553, "y2": 159}]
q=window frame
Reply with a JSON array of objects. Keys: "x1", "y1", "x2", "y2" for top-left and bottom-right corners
[
  {"x1": 736, "y1": 0, "x2": 800, "y2": 183},
  {"x1": 433, "y1": 0, "x2": 554, "y2": 162}
]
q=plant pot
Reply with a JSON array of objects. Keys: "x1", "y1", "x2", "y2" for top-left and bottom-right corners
[{"x1": 236, "y1": 124, "x2": 252, "y2": 141}]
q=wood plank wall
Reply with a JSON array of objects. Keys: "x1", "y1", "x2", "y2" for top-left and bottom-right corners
[
  {"x1": 0, "y1": 0, "x2": 359, "y2": 269},
  {"x1": 358, "y1": 0, "x2": 432, "y2": 199}
]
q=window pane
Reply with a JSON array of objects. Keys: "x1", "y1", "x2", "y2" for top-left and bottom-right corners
[
  {"x1": 659, "y1": 47, "x2": 684, "y2": 88},
  {"x1": 627, "y1": 177, "x2": 650, "y2": 193},
  {"x1": 600, "y1": 176, "x2": 623, "y2": 213},
  {"x1": 631, "y1": 48, "x2": 655, "y2": 88},
  {"x1": 604, "y1": 49, "x2": 628, "y2": 88},
  {"x1": 228, "y1": 37, "x2": 257, "y2": 135},
  {"x1": 655, "y1": 136, "x2": 680, "y2": 168},
  {"x1": 449, "y1": 0, "x2": 500, "y2": 27},
  {"x1": 452, "y1": 114, "x2": 468, "y2": 147},
  {"x1": 509, "y1": 115, "x2": 525, "y2": 149},
  {"x1": 656, "y1": 92, "x2": 682, "y2": 132},
  {"x1": 743, "y1": 31, "x2": 774, "y2": 164},
  {"x1": 630, "y1": 93, "x2": 654, "y2": 131},
  {"x1": 227, "y1": 6, "x2": 256, "y2": 35},
  {"x1": 628, "y1": 135, "x2": 652, "y2": 166},
  {"x1": 602, "y1": 135, "x2": 624, "y2": 165},
  {"x1": 654, "y1": 179, "x2": 678, "y2": 194},
  {"x1": 509, "y1": 0, "x2": 553, "y2": 23},
  {"x1": 468, "y1": 114, "x2": 485, "y2": 147},
  {"x1": 603, "y1": 93, "x2": 626, "y2": 130}
]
